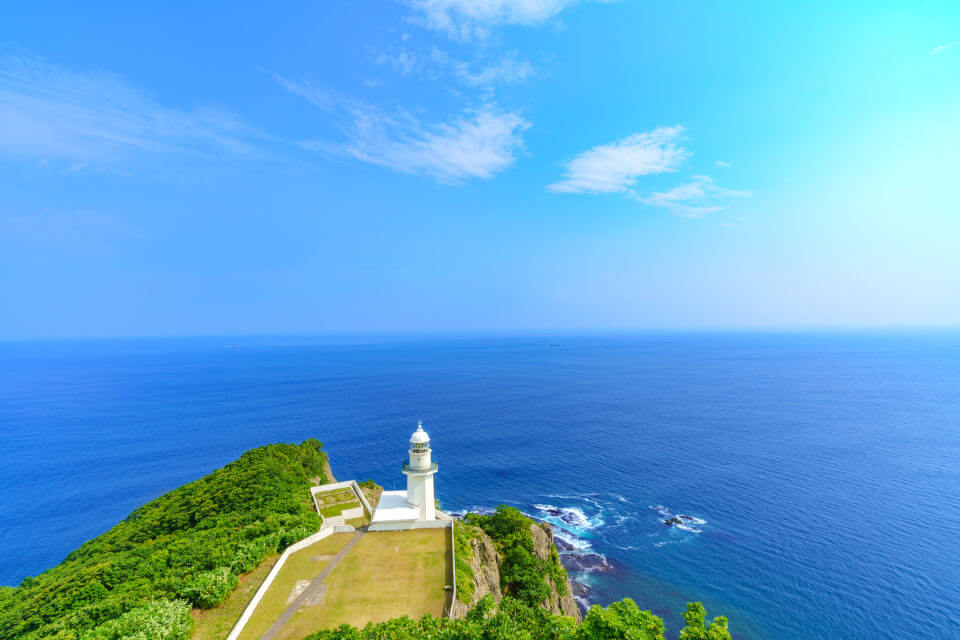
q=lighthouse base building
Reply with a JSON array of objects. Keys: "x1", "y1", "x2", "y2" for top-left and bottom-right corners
[{"x1": 370, "y1": 421, "x2": 451, "y2": 531}]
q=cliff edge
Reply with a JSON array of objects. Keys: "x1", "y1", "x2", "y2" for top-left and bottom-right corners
[
  {"x1": 530, "y1": 523, "x2": 580, "y2": 619},
  {"x1": 451, "y1": 508, "x2": 580, "y2": 621}
]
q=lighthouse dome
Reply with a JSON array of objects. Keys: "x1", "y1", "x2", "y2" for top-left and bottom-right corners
[{"x1": 410, "y1": 421, "x2": 430, "y2": 444}]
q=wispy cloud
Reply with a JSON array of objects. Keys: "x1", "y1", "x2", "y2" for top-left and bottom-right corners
[
  {"x1": 639, "y1": 175, "x2": 750, "y2": 217},
  {"x1": 0, "y1": 208, "x2": 143, "y2": 254},
  {"x1": 0, "y1": 46, "x2": 267, "y2": 167},
  {"x1": 374, "y1": 47, "x2": 533, "y2": 87},
  {"x1": 929, "y1": 40, "x2": 960, "y2": 55},
  {"x1": 275, "y1": 75, "x2": 529, "y2": 184},
  {"x1": 405, "y1": 0, "x2": 613, "y2": 39},
  {"x1": 455, "y1": 55, "x2": 534, "y2": 86},
  {"x1": 547, "y1": 126, "x2": 688, "y2": 194},
  {"x1": 715, "y1": 160, "x2": 731, "y2": 168}
]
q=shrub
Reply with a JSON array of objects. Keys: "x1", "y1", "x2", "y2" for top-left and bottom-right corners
[
  {"x1": 177, "y1": 567, "x2": 236, "y2": 609},
  {"x1": 79, "y1": 599, "x2": 192, "y2": 640},
  {"x1": 277, "y1": 525, "x2": 312, "y2": 550}
]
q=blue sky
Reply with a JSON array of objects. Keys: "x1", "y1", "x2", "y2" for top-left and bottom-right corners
[{"x1": 1, "y1": 1, "x2": 958, "y2": 339}]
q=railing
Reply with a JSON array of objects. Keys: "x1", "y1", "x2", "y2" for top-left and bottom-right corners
[
  {"x1": 402, "y1": 461, "x2": 438, "y2": 474},
  {"x1": 444, "y1": 517, "x2": 457, "y2": 618}
]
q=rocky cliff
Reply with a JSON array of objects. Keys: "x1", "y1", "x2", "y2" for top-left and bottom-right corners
[
  {"x1": 529, "y1": 523, "x2": 581, "y2": 620},
  {"x1": 451, "y1": 521, "x2": 580, "y2": 621}
]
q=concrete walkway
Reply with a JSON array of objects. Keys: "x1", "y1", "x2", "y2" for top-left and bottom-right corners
[{"x1": 257, "y1": 529, "x2": 365, "y2": 640}]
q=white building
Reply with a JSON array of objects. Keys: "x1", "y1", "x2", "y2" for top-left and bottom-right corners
[{"x1": 370, "y1": 421, "x2": 445, "y2": 530}]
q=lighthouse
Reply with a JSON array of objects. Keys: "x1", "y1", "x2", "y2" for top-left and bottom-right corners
[{"x1": 402, "y1": 420, "x2": 438, "y2": 520}]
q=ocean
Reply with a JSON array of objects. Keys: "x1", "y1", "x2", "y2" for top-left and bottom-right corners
[{"x1": 1, "y1": 332, "x2": 958, "y2": 639}]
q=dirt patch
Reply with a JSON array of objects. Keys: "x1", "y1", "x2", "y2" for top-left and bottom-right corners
[
  {"x1": 304, "y1": 584, "x2": 327, "y2": 607},
  {"x1": 287, "y1": 580, "x2": 311, "y2": 605}
]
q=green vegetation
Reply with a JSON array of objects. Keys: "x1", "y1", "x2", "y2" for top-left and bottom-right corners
[
  {"x1": 463, "y1": 505, "x2": 568, "y2": 605},
  {"x1": 301, "y1": 593, "x2": 730, "y2": 640},
  {"x1": 452, "y1": 522, "x2": 479, "y2": 604},
  {"x1": 678, "y1": 602, "x2": 732, "y2": 640},
  {"x1": 301, "y1": 595, "x2": 731, "y2": 640},
  {"x1": 0, "y1": 440, "x2": 328, "y2": 640},
  {"x1": 318, "y1": 501, "x2": 361, "y2": 519},
  {"x1": 314, "y1": 490, "x2": 354, "y2": 506},
  {"x1": 189, "y1": 553, "x2": 279, "y2": 640}
]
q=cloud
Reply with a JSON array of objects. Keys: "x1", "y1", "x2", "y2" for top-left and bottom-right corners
[
  {"x1": 714, "y1": 160, "x2": 731, "y2": 167},
  {"x1": 547, "y1": 128, "x2": 748, "y2": 216},
  {"x1": 0, "y1": 47, "x2": 267, "y2": 167},
  {"x1": 0, "y1": 49, "x2": 270, "y2": 166},
  {"x1": 547, "y1": 126, "x2": 688, "y2": 194},
  {"x1": 374, "y1": 47, "x2": 533, "y2": 86},
  {"x1": 275, "y1": 75, "x2": 529, "y2": 183},
  {"x1": 639, "y1": 175, "x2": 750, "y2": 217},
  {"x1": 930, "y1": 40, "x2": 960, "y2": 55},
  {"x1": 455, "y1": 55, "x2": 534, "y2": 86},
  {"x1": 405, "y1": 0, "x2": 611, "y2": 39}
]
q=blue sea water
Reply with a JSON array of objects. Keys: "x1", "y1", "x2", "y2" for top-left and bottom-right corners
[{"x1": 1, "y1": 332, "x2": 959, "y2": 639}]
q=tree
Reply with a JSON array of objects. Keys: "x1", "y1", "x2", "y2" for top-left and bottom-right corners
[
  {"x1": 579, "y1": 599, "x2": 665, "y2": 640},
  {"x1": 678, "y1": 603, "x2": 732, "y2": 640}
]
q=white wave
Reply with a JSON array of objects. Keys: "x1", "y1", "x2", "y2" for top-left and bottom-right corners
[
  {"x1": 531, "y1": 503, "x2": 599, "y2": 529},
  {"x1": 552, "y1": 527, "x2": 593, "y2": 551}
]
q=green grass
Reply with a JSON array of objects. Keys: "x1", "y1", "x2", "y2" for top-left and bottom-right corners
[
  {"x1": 275, "y1": 529, "x2": 449, "y2": 640},
  {"x1": 318, "y1": 501, "x2": 361, "y2": 518},
  {"x1": 315, "y1": 489, "x2": 354, "y2": 505},
  {"x1": 190, "y1": 554, "x2": 280, "y2": 640},
  {"x1": 453, "y1": 522, "x2": 479, "y2": 604},
  {"x1": 237, "y1": 533, "x2": 353, "y2": 640}
]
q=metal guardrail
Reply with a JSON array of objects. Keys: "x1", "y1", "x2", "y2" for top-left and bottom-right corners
[
  {"x1": 402, "y1": 460, "x2": 438, "y2": 474},
  {"x1": 444, "y1": 518, "x2": 457, "y2": 619}
]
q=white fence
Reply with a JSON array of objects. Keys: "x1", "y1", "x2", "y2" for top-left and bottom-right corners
[
  {"x1": 227, "y1": 481, "x2": 372, "y2": 640},
  {"x1": 224, "y1": 526, "x2": 335, "y2": 640}
]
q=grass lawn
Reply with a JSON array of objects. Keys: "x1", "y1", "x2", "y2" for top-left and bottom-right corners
[
  {"x1": 237, "y1": 533, "x2": 354, "y2": 640},
  {"x1": 274, "y1": 528, "x2": 449, "y2": 640},
  {"x1": 190, "y1": 554, "x2": 280, "y2": 640},
  {"x1": 318, "y1": 501, "x2": 361, "y2": 518},
  {"x1": 315, "y1": 489, "x2": 354, "y2": 505}
]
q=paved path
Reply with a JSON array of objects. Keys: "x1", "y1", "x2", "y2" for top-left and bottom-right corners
[{"x1": 257, "y1": 529, "x2": 365, "y2": 640}]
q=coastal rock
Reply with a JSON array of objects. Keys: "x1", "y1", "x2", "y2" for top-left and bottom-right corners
[
  {"x1": 530, "y1": 523, "x2": 582, "y2": 621},
  {"x1": 663, "y1": 516, "x2": 683, "y2": 526},
  {"x1": 571, "y1": 580, "x2": 590, "y2": 597},
  {"x1": 450, "y1": 527, "x2": 502, "y2": 618},
  {"x1": 554, "y1": 536, "x2": 577, "y2": 552},
  {"x1": 560, "y1": 552, "x2": 612, "y2": 573}
]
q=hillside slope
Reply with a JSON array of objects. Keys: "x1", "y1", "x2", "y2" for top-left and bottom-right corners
[{"x1": 0, "y1": 440, "x2": 328, "y2": 640}]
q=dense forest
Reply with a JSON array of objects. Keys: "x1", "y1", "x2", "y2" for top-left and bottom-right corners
[
  {"x1": 0, "y1": 440, "x2": 328, "y2": 640},
  {"x1": 0, "y1": 442, "x2": 733, "y2": 640}
]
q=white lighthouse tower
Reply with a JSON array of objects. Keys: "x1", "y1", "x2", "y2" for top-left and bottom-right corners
[{"x1": 402, "y1": 420, "x2": 438, "y2": 520}]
